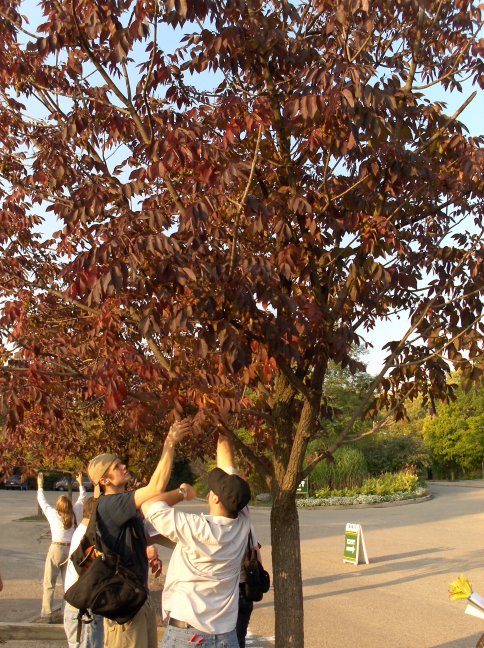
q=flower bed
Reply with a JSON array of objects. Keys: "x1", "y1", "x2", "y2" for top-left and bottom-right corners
[{"x1": 296, "y1": 486, "x2": 429, "y2": 508}]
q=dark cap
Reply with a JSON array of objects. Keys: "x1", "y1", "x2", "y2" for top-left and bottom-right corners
[{"x1": 208, "y1": 468, "x2": 251, "y2": 517}]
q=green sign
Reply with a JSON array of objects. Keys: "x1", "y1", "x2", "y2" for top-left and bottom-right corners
[
  {"x1": 296, "y1": 479, "x2": 309, "y2": 496},
  {"x1": 343, "y1": 523, "x2": 369, "y2": 565}
]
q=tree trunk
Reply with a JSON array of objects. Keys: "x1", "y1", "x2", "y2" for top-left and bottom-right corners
[{"x1": 271, "y1": 486, "x2": 304, "y2": 648}]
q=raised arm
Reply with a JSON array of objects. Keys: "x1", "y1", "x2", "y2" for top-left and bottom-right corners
[
  {"x1": 73, "y1": 472, "x2": 88, "y2": 520},
  {"x1": 134, "y1": 419, "x2": 192, "y2": 508},
  {"x1": 217, "y1": 433, "x2": 236, "y2": 471},
  {"x1": 36, "y1": 472, "x2": 56, "y2": 521}
]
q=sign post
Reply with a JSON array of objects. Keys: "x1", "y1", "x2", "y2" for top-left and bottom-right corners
[{"x1": 343, "y1": 523, "x2": 369, "y2": 565}]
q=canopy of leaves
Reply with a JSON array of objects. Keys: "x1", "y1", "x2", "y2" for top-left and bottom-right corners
[{"x1": 0, "y1": 0, "x2": 482, "y2": 479}]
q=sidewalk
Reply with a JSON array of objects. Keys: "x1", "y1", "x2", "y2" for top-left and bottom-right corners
[{"x1": 429, "y1": 479, "x2": 484, "y2": 488}]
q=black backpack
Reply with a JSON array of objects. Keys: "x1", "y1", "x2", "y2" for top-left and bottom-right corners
[
  {"x1": 242, "y1": 531, "x2": 270, "y2": 602},
  {"x1": 64, "y1": 497, "x2": 147, "y2": 632}
]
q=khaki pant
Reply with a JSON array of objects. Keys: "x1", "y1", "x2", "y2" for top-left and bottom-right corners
[
  {"x1": 104, "y1": 596, "x2": 157, "y2": 648},
  {"x1": 41, "y1": 543, "x2": 69, "y2": 617}
]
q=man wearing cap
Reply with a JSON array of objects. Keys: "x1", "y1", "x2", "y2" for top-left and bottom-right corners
[
  {"x1": 86, "y1": 418, "x2": 192, "y2": 648},
  {"x1": 141, "y1": 433, "x2": 252, "y2": 648}
]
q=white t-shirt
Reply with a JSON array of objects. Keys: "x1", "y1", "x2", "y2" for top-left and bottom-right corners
[
  {"x1": 145, "y1": 500, "x2": 251, "y2": 634},
  {"x1": 37, "y1": 487, "x2": 87, "y2": 543},
  {"x1": 64, "y1": 522, "x2": 88, "y2": 591}
]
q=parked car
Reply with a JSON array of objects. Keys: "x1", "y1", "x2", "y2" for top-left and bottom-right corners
[
  {"x1": 5, "y1": 474, "x2": 29, "y2": 490},
  {"x1": 54, "y1": 476, "x2": 93, "y2": 492}
]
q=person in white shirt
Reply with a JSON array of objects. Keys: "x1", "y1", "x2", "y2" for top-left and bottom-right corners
[
  {"x1": 63, "y1": 497, "x2": 104, "y2": 648},
  {"x1": 142, "y1": 434, "x2": 252, "y2": 648},
  {"x1": 37, "y1": 472, "x2": 89, "y2": 622}
]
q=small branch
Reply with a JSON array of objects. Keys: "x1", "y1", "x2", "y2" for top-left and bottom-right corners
[
  {"x1": 128, "y1": 307, "x2": 176, "y2": 378},
  {"x1": 330, "y1": 175, "x2": 367, "y2": 202},
  {"x1": 414, "y1": 92, "x2": 477, "y2": 156},
  {"x1": 404, "y1": 8, "x2": 425, "y2": 92},
  {"x1": 348, "y1": 30, "x2": 374, "y2": 63},
  {"x1": 397, "y1": 313, "x2": 483, "y2": 369},
  {"x1": 412, "y1": 42, "x2": 471, "y2": 91},
  {"x1": 228, "y1": 125, "x2": 262, "y2": 278},
  {"x1": 331, "y1": 246, "x2": 477, "y2": 446},
  {"x1": 122, "y1": 62, "x2": 132, "y2": 103},
  {"x1": 0, "y1": 10, "x2": 38, "y2": 38},
  {"x1": 276, "y1": 356, "x2": 312, "y2": 401}
]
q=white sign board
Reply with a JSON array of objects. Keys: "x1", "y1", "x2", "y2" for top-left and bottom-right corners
[{"x1": 343, "y1": 522, "x2": 369, "y2": 565}]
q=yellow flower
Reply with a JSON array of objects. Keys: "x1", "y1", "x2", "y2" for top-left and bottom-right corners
[{"x1": 449, "y1": 575, "x2": 473, "y2": 601}]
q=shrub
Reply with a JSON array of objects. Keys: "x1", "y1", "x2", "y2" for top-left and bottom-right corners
[
  {"x1": 308, "y1": 446, "x2": 368, "y2": 493},
  {"x1": 315, "y1": 467, "x2": 420, "y2": 498}
]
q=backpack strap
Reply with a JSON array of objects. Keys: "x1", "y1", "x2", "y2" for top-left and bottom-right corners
[{"x1": 75, "y1": 609, "x2": 93, "y2": 643}]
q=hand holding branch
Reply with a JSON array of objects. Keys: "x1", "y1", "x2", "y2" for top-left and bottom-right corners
[{"x1": 166, "y1": 417, "x2": 193, "y2": 445}]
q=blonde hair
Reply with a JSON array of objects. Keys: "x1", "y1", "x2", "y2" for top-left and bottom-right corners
[{"x1": 56, "y1": 495, "x2": 75, "y2": 530}]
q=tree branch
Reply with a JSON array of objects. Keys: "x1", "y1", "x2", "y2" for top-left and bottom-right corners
[{"x1": 228, "y1": 125, "x2": 262, "y2": 278}]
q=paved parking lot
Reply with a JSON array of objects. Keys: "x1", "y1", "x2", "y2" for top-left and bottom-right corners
[{"x1": 1, "y1": 484, "x2": 484, "y2": 647}]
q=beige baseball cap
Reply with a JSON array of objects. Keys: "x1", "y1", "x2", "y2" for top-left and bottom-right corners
[{"x1": 87, "y1": 453, "x2": 118, "y2": 498}]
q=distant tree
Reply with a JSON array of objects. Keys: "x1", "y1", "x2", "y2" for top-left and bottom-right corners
[
  {"x1": 423, "y1": 385, "x2": 484, "y2": 479},
  {"x1": 0, "y1": 1, "x2": 482, "y2": 645},
  {"x1": 360, "y1": 431, "x2": 431, "y2": 475}
]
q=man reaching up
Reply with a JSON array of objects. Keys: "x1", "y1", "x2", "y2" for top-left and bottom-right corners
[
  {"x1": 142, "y1": 433, "x2": 251, "y2": 648},
  {"x1": 86, "y1": 418, "x2": 192, "y2": 648}
]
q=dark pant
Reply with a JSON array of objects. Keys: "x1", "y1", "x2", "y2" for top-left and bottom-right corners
[{"x1": 236, "y1": 587, "x2": 254, "y2": 648}]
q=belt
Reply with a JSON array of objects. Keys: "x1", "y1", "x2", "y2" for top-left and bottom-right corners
[
  {"x1": 169, "y1": 618, "x2": 194, "y2": 629},
  {"x1": 52, "y1": 542, "x2": 70, "y2": 546}
]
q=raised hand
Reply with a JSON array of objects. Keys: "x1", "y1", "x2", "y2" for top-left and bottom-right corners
[
  {"x1": 179, "y1": 482, "x2": 197, "y2": 501},
  {"x1": 146, "y1": 546, "x2": 162, "y2": 578},
  {"x1": 167, "y1": 417, "x2": 193, "y2": 444}
]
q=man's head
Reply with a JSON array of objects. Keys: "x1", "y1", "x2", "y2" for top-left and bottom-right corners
[
  {"x1": 208, "y1": 468, "x2": 251, "y2": 518},
  {"x1": 88, "y1": 453, "x2": 128, "y2": 497}
]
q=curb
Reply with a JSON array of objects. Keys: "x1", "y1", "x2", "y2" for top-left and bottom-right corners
[
  {"x1": 0, "y1": 623, "x2": 166, "y2": 642},
  {"x1": 428, "y1": 480, "x2": 484, "y2": 489}
]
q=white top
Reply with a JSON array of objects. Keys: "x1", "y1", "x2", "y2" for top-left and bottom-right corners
[
  {"x1": 145, "y1": 500, "x2": 251, "y2": 634},
  {"x1": 37, "y1": 487, "x2": 87, "y2": 544},
  {"x1": 64, "y1": 522, "x2": 88, "y2": 591}
]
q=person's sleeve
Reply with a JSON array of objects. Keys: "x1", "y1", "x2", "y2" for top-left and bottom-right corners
[
  {"x1": 73, "y1": 486, "x2": 88, "y2": 521},
  {"x1": 37, "y1": 488, "x2": 57, "y2": 526},
  {"x1": 220, "y1": 466, "x2": 238, "y2": 476},
  {"x1": 144, "y1": 501, "x2": 201, "y2": 545},
  {"x1": 143, "y1": 519, "x2": 177, "y2": 549},
  {"x1": 37, "y1": 488, "x2": 48, "y2": 512}
]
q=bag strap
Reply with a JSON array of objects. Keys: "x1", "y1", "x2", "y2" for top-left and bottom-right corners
[{"x1": 85, "y1": 497, "x2": 101, "y2": 548}]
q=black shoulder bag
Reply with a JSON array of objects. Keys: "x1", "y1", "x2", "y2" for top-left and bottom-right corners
[
  {"x1": 64, "y1": 497, "x2": 147, "y2": 631},
  {"x1": 242, "y1": 530, "x2": 270, "y2": 602}
]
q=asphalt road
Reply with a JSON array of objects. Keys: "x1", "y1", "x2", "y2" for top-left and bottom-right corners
[{"x1": 1, "y1": 483, "x2": 484, "y2": 647}]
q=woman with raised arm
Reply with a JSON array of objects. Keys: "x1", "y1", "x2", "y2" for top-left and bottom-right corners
[{"x1": 37, "y1": 471, "x2": 88, "y2": 623}]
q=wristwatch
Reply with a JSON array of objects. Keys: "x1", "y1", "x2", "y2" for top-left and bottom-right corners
[{"x1": 178, "y1": 487, "x2": 187, "y2": 500}]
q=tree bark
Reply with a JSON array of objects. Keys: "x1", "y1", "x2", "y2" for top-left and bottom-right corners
[{"x1": 271, "y1": 486, "x2": 304, "y2": 648}]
